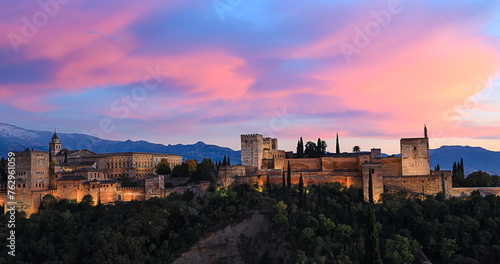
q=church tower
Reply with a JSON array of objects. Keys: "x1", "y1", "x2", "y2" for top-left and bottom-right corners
[{"x1": 49, "y1": 129, "x2": 62, "y2": 157}]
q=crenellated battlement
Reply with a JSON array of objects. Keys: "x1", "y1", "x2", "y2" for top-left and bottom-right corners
[{"x1": 241, "y1": 134, "x2": 262, "y2": 139}]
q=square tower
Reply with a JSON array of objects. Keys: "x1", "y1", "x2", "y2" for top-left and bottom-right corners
[
  {"x1": 241, "y1": 134, "x2": 263, "y2": 170},
  {"x1": 400, "y1": 138, "x2": 430, "y2": 176}
]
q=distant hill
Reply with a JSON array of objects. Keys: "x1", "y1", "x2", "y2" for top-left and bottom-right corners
[
  {"x1": 2, "y1": 123, "x2": 499, "y2": 175},
  {"x1": 429, "y1": 146, "x2": 500, "y2": 176},
  {"x1": 0, "y1": 123, "x2": 241, "y2": 164}
]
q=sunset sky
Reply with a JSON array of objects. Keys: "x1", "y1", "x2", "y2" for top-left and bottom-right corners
[{"x1": 1, "y1": 0, "x2": 500, "y2": 154}]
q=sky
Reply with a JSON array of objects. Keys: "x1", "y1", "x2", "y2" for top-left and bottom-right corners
[{"x1": 1, "y1": 0, "x2": 500, "y2": 154}]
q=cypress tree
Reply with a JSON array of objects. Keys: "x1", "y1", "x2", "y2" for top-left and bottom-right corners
[
  {"x1": 460, "y1": 158, "x2": 464, "y2": 176},
  {"x1": 317, "y1": 138, "x2": 322, "y2": 157},
  {"x1": 336, "y1": 133, "x2": 340, "y2": 154},
  {"x1": 223, "y1": 156, "x2": 227, "y2": 166},
  {"x1": 64, "y1": 149, "x2": 68, "y2": 163},
  {"x1": 287, "y1": 161, "x2": 292, "y2": 191},
  {"x1": 266, "y1": 174, "x2": 270, "y2": 190},
  {"x1": 437, "y1": 164, "x2": 440, "y2": 171},
  {"x1": 452, "y1": 162, "x2": 457, "y2": 177},
  {"x1": 49, "y1": 151, "x2": 52, "y2": 163},
  {"x1": 364, "y1": 168, "x2": 382, "y2": 264},
  {"x1": 282, "y1": 167, "x2": 286, "y2": 194},
  {"x1": 228, "y1": 156, "x2": 230, "y2": 166},
  {"x1": 364, "y1": 204, "x2": 382, "y2": 264},
  {"x1": 368, "y1": 169, "x2": 373, "y2": 204},
  {"x1": 299, "y1": 173, "x2": 304, "y2": 208},
  {"x1": 297, "y1": 137, "x2": 304, "y2": 158}
]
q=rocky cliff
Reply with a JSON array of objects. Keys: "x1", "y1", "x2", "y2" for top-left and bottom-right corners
[{"x1": 173, "y1": 213, "x2": 286, "y2": 264}]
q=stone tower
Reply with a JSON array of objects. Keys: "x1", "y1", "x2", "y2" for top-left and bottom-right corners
[
  {"x1": 400, "y1": 127, "x2": 430, "y2": 176},
  {"x1": 49, "y1": 129, "x2": 61, "y2": 157},
  {"x1": 241, "y1": 134, "x2": 263, "y2": 170}
]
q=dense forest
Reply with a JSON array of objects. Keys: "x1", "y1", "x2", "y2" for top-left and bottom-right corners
[{"x1": 1, "y1": 182, "x2": 500, "y2": 263}]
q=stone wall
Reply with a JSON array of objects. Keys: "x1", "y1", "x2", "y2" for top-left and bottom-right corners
[
  {"x1": 374, "y1": 156, "x2": 402, "y2": 176},
  {"x1": 401, "y1": 138, "x2": 430, "y2": 176},
  {"x1": 383, "y1": 172, "x2": 452, "y2": 196},
  {"x1": 285, "y1": 158, "x2": 321, "y2": 171}
]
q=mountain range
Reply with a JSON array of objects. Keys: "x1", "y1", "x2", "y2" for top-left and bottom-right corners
[
  {"x1": 0, "y1": 123, "x2": 241, "y2": 164},
  {"x1": 1, "y1": 123, "x2": 498, "y2": 175}
]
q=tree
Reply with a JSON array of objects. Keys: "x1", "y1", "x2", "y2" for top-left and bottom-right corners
[
  {"x1": 64, "y1": 149, "x2": 68, "y2": 163},
  {"x1": 81, "y1": 194, "x2": 94, "y2": 207},
  {"x1": 266, "y1": 174, "x2": 270, "y2": 190},
  {"x1": 186, "y1": 159, "x2": 198, "y2": 174},
  {"x1": 227, "y1": 156, "x2": 231, "y2": 166},
  {"x1": 299, "y1": 173, "x2": 304, "y2": 208},
  {"x1": 282, "y1": 167, "x2": 286, "y2": 194},
  {"x1": 437, "y1": 164, "x2": 440, "y2": 171},
  {"x1": 171, "y1": 163, "x2": 190, "y2": 178},
  {"x1": 384, "y1": 235, "x2": 415, "y2": 264},
  {"x1": 118, "y1": 173, "x2": 138, "y2": 187},
  {"x1": 492, "y1": 175, "x2": 500, "y2": 187},
  {"x1": 297, "y1": 138, "x2": 304, "y2": 158},
  {"x1": 364, "y1": 204, "x2": 382, "y2": 264},
  {"x1": 222, "y1": 155, "x2": 227, "y2": 166},
  {"x1": 287, "y1": 161, "x2": 292, "y2": 191},
  {"x1": 305, "y1": 141, "x2": 317, "y2": 157},
  {"x1": 41, "y1": 194, "x2": 57, "y2": 210},
  {"x1": 336, "y1": 133, "x2": 340, "y2": 154},
  {"x1": 463, "y1": 170, "x2": 492, "y2": 187},
  {"x1": 0, "y1": 157, "x2": 7, "y2": 183},
  {"x1": 368, "y1": 169, "x2": 374, "y2": 204},
  {"x1": 460, "y1": 158, "x2": 464, "y2": 176},
  {"x1": 155, "y1": 159, "x2": 171, "y2": 175},
  {"x1": 353, "y1": 146, "x2": 361, "y2": 153},
  {"x1": 190, "y1": 158, "x2": 215, "y2": 183}
]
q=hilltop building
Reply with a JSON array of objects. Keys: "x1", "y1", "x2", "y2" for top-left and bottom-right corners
[
  {"x1": 0, "y1": 131, "x2": 209, "y2": 215},
  {"x1": 220, "y1": 127, "x2": 455, "y2": 202}
]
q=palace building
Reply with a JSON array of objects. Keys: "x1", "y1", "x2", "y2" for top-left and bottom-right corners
[
  {"x1": 1, "y1": 131, "x2": 209, "y2": 215},
  {"x1": 218, "y1": 126, "x2": 500, "y2": 202}
]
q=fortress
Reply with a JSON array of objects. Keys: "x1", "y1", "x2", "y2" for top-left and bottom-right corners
[
  {"x1": 0, "y1": 131, "x2": 209, "y2": 215},
  {"x1": 2, "y1": 127, "x2": 499, "y2": 215},
  {"x1": 220, "y1": 127, "x2": 500, "y2": 202}
]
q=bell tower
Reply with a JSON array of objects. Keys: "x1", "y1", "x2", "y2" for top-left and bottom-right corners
[{"x1": 49, "y1": 128, "x2": 62, "y2": 157}]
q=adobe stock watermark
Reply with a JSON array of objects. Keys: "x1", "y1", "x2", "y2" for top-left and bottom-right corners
[
  {"x1": 443, "y1": 76, "x2": 499, "y2": 130},
  {"x1": 6, "y1": 152, "x2": 17, "y2": 257},
  {"x1": 213, "y1": 0, "x2": 244, "y2": 21},
  {"x1": 76, "y1": 65, "x2": 169, "y2": 150},
  {"x1": 431, "y1": 75, "x2": 499, "y2": 148},
  {"x1": 340, "y1": 0, "x2": 403, "y2": 63},
  {"x1": 7, "y1": 0, "x2": 72, "y2": 53},
  {"x1": 258, "y1": 107, "x2": 297, "y2": 138}
]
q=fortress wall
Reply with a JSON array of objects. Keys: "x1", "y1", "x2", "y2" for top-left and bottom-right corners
[
  {"x1": 373, "y1": 157, "x2": 402, "y2": 176},
  {"x1": 383, "y1": 175, "x2": 443, "y2": 195},
  {"x1": 56, "y1": 180, "x2": 81, "y2": 201},
  {"x1": 242, "y1": 170, "x2": 363, "y2": 189},
  {"x1": 449, "y1": 187, "x2": 500, "y2": 198},
  {"x1": 285, "y1": 158, "x2": 321, "y2": 171},
  {"x1": 118, "y1": 187, "x2": 146, "y2": 201},
  {"x1": 333, "y1": 157, "x2": 359, "y2": 171},
  {"x1": 321, "y1": 157, "x2": 334, "y2": 171}
]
